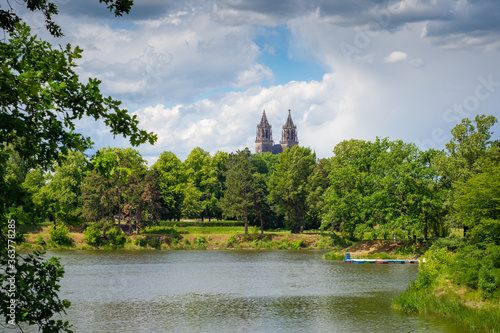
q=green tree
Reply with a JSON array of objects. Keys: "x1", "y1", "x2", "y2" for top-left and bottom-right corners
[
  {"x1": 41, "y1": 151, "x2": 87, "y2": 226},
  {"x1": 152, "y1": 151, "x2": 184, "y2": 221},
  {"x1": 322, "y1": 138, "x2": 447, "y2": 240},
  {"x1": 269, "y1": 146, "x2": 317, "y2": 233},
  {"x1": 181, "y1": 180, "x2": 204, "y2": 219},
  {"x1": 183, "y1": 147, "x2": 212, "y2": 220},
  {"x1": 1, "y1": 3, "x2": 156, "y2": 330},
  {"x1": 219, "y1": 148, "x2": 257, "y2": 237},
  {"x1": 206, "y1": 151, "x2": 229, "y2": 221},
  {"x1": 455, "y1": 161, "x2": 500, "y2": 244},
  {"x1": 81, "y1": 148, "x2": 147, "y2": 234},
  {"x1": 434, "y1": 114, "x2": 499, "y2": 234}
]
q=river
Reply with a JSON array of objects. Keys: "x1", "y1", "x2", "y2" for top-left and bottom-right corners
[{"x1": 21, "y1": 250, "x2": 473, "y2": 332}]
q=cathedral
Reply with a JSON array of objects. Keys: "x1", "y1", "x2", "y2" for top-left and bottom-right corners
[{"x1": 255, "y1": 110, "x2": 299, "y2": 154}]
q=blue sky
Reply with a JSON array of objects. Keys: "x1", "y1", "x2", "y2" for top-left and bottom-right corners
[
  {"x1": 20, "y1": 0, "x2": 500, "y2": 163},
  {"x1": 254, "y1": 25, "x2": 327, "y2": 85}
]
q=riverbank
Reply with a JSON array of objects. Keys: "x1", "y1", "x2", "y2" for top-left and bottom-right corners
[
  {"x1": 392, "y1": 245, "x2": 500, "y2": 332},
  {"x1": 18, "y1": 224, "x2": 340, "y2": 251},
  {"x1": 393, "y1": 287, "x2": 500, "y2": 332},
  {"x1": 322, "y1": 240, "x2": 424, "y2": 260}
]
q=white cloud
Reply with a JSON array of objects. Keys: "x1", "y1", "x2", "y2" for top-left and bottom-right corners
[
  {"x1": 384, "y1": 51, "x2": 408, "y2": 63},
  {"x1": 52, "y1": 1, "x2": 499, "y2": 163}
]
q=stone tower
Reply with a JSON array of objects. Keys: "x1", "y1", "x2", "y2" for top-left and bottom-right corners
[
  {"x1": 255, "y1": 110, "x2": 274, "y2": 154},
  {"x1": 280, "y1": 109, "x2": 299, "y2": 150}
]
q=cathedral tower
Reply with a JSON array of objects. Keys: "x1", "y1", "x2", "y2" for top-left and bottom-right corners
[
  {"x1": 255, "y1": 110, "x2": 274, "y2": 154},
  {"x1": 280, "y1": 110, "x2": 299, "y2": 150}
]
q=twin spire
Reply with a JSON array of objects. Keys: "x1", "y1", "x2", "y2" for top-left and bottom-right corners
[{"x1": 255, "y1": 109, "x2": 299, "y2": 154}]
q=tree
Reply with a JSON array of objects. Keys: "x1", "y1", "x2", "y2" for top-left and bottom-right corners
[
  {"x1": 41, "y1": 151, "x2": 87, "y2": 226},
  {"x1": 455, "y1": 161, "x2": 500, "y2": 244},
  {"x1": 268, "y1": 146, "x2": 317, "y2": 233},
  {"x1": 81, "y1": 148, "x2": 147, "y2": 234},
  {"x1": 321, "y1": 138, "x2": 447, "y2": 240},
  {"x1": 434, "y1": 114, "x2": 499, "y2": 234},
  {"x1": 183, "y1": 147, "x2": 212, "y2": 220},
  {"x1": 219, "y1": 148, "x2": 257, "y2": 237},
  {"x1": 0, "y1": 3, "x2": 156, "y2": 331},
  {"x1": 206, "y1": 151, "x2": 229, "y2": 221},
  {"x1": 152, "y1": 151, "x2": 184, "y2": 221}
]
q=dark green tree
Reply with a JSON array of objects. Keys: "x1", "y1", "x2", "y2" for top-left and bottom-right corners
[
  {"x1": 152, "y1": 151, "x2": 185, "y2": 221},
  {"x1": 268, "y1": 146, "x2": 317, "y2": 233},
  {"x1": 455, "y1": 161, "x2": 500, "y2": 244},
  {"x1": 219, "y1": 148, "x2": 257, "y2": 237},
  {"x1": 434, "y1": 114, "x2": 499, "y2": 234}
]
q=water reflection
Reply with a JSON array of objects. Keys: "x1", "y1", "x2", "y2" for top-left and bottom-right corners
[{"x1": 26, "y1": 250, "x2": 474, "y2": 332}]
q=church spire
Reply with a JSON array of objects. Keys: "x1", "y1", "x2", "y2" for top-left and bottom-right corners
[
  {"x1": 255, "y1": 110, "x2": 274, "y2": 154},
  {"x1": 280, "y1": 109, "x2": 298, "y2": 150}
]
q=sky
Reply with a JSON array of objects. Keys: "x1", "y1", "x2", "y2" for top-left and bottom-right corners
[{"x1": 20, "y1": 0, "x2": 500, "y2": 163}]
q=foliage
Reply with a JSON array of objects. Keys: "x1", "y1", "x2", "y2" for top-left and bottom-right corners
[
  {"x1": 226, "y1": 231, "x2": 238, "y2": 247},
  {"x1": 0, "y1": 24, "x2": 156, "y2": 170},
  {"x1": 321, "y1": 138, "x2": 447, "y2": 240},
  {"x1": 268, "y1": 146, "x2": 317, "y2": 233},
  {"x1": 48, "y1": 224, "x2": 73, "y2": 246},
  {"x1": 159, "y1": 220, "x2": 244, "y2": 227},
  {"x1": 219, "y1": 148, "x2": 259, "y2": 237},
  {"x1": 0, "y1": 251, "x2": 73, "y2": 332},
  {"x1": 107, "y1": 227, "x2": 126, "y2": 247},
  {"x1": 141, "y1": 226, "x2": 180, "y2": 237},
  {"x1": 83, "y1": 225, "x2": 103, "y2": 247},
  {"x1": 454, "y1": 161, "x2": 500, "y2": 244},
  {"x1": 37, "y1": 235, "x2": 46, "y2": 247},
  {"x1": 0, "y1": 1, "x2": 157, "y2": 331}
]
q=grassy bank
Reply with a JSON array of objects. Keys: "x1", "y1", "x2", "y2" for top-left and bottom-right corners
[
  {"x1": 392, "y1": 245, "x2": 500, "y2": 332},
  {"x1": 393, "y1": 288, "x2": 500, "y2": 332},
  {"x1": 17, "y1": 224, "x2": 340, "y2": 251}
]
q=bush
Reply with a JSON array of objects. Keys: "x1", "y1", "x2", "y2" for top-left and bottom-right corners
[
  {"x1": 134, "y1": 237, "x2": 147, "y2": 247},
  {"x1": 141, "y1": 226, "x2": 181, "y2": 238},
  {"x1": 159, "y1": 220, "x2": 244, "y2": 227},
  {"x1": 431, "y1": 237, "x2": 464, "y2": 251},
  {"x1": 147, "y1": 237, "x2": 161, "y2": 249},
  {"x1": 37, "y1": 235, "x2": 46, "y2": 247},
  {"x1": 107, "y1": 227, "x2": 126, "y2": 248},
  {"x1": 49, "y1": 224, "x2": 73, "y2": 246},
  {"x1": 226, "y1": 232, "x2": 238, "y2": 247},
  {"x1": 195, "y1": 235, "x2": 207, "y2": 249},
  {"x1": 478, "y1": 266, "x2": 498, "y2": 298},
  {"x1": 83, "y1": 225, "x2": 103, "y2": 247}
]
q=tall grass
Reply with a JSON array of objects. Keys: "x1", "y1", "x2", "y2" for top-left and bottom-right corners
[{"x1": 393, "y1": 289, "x2": 500, "y2": 332}]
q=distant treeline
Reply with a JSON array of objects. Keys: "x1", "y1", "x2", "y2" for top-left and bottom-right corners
[{"x1": 9, "y1": 114, "x2": 499, "y2": 242}]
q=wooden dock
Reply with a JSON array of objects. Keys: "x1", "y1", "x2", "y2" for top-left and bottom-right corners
[{"x1": 343, "y1": 253, "x2": 418, "y2": 264}]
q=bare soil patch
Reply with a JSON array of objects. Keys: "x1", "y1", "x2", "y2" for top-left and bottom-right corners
[{"x1": 337, "y1": 240, "x2": 406, "y2": 255}]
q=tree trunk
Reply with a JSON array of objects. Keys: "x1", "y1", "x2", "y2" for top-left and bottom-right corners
[
  {"x1": 259, "y1": 209, "x2": 264, "y2": 235},
  {"x1": 118, "y1": 190, "x2": 121, "y2": 226},
  {"x1": 244, "y1": 207, "x2": 248, "y2": 239}
]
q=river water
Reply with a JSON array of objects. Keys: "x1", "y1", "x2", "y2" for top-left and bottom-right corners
[{"x1": 23, "y1": 250, "x2": 473, "y2": 332}]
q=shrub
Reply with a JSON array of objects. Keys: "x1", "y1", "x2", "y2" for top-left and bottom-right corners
[
  {"x1": 141, "y1": 226, "x2": 180, "y2": 237},
  {"x1": 107, "y1": 227, "x2": 126, "y2": 248},
  {"x1": 147, "y1": 237, "x2": 161, "y2": 249},
  {"x1": 226, "y1": 232, "x2": 238, "y2": 247},
  {"x1": 478, "y1": 267, "x2": 498, "y2": 298},
  {"x1": 431, "y1": 237, "x2": 464, "y2": 251},
  {"x1": 195, "y1": 235, "x2": 207, "y2": 249},
  {"x1": 49, "y1": 224, "x2": 73, "y2": 246},
  {"x1": 134, "y1": 237, "x2": 147, "y2": 247},
  {"x1": 37, "y1": 235, "x2": 46, "y2": 247},
  {"x1": 83, "y1": 225, "x2": 103, "y2": 247}
]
